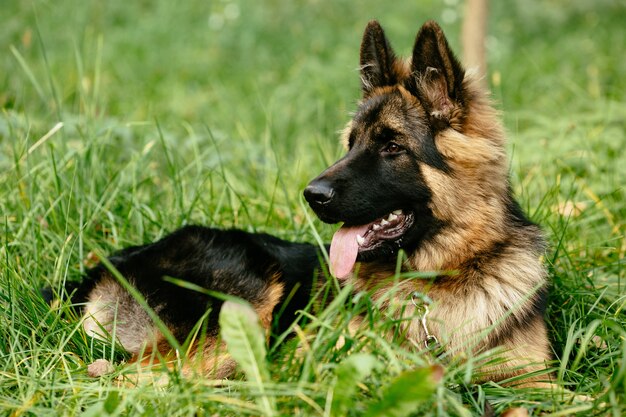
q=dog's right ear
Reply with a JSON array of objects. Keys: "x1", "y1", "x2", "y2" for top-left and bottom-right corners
[
  {"x1": 360, "y1": 20, "x2": 398, "y2": 96},
  {"x1": 408, "y1": 21, "x2": 466, "y2": 128}
]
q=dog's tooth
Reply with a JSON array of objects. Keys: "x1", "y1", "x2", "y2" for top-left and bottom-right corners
[
  {"x1": 387, "y1": 213, "x2": 398, "y2": 221},
  {"x1": 372, "y1": 224, "x2": 382, "y2": 231},
  {"x1": 380, "y1": 219, "x2": 390, "y2": 226},
  {"x1": 356, "y1": 234, "x2": 365, "y2": 246},
  {"x1": 393, "y1": 209, "x2": 403, "y2": 215}
]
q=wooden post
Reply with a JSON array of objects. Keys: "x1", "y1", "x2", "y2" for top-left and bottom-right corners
[{"x1": 462, "y1": 0, "x2": 489, "y2": 88}]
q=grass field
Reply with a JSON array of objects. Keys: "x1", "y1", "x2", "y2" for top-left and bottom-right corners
[{"x1": 1, "y1": 0, "x2": 625, "y2": 415}]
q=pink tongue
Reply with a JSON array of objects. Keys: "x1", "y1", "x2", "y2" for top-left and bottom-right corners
[{"x1": 330, "y1": 224, "x2": 370, "y2": 279}]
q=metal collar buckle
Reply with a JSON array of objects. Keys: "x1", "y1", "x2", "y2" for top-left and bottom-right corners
[{"x1": 411, "y1": 292, "x2": 440, "y2": 351}]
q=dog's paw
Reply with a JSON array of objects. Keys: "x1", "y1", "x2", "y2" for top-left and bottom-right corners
[{"x1": 87, "y1": 359, "x2": 114, "y2": 378}]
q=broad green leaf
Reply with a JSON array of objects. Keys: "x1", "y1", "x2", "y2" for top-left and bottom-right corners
[
  {"x1": 332, "y1": 353, "x2": 380, "y2": 417},
  {"x1": 363, "y1": 365, "x2": 443, "y2": 417},
  {"x1": 103, "y1": 390, "x2": 121, "y2": 414},
  {"x1": 219, "y1": 300, "x2": 275, "y2": 416}
]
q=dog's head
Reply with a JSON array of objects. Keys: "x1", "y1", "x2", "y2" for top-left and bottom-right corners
[{"x1": 305, "y1": 21, "x2": 507, "y2": 278}]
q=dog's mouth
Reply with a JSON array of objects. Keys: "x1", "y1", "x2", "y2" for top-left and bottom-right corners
[{"x1": 329, "y1": 210, "x2": 414, "y2": 279}]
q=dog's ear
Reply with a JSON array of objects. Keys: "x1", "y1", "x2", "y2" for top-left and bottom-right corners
[
  {"x1": 360, "y1": 20, "x2": 398, "y2": 96},
  {"x1": 408, "y1": 21, "x2": 466, "y2": 125}
]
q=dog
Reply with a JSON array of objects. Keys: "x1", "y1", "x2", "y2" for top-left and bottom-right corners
[{"x1": 68, "y1": 20, "x2": 550, "y2": 385}]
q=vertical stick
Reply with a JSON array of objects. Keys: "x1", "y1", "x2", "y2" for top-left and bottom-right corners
[{"x1": 462, "y1": 0, "x2": 489, "y2": 88}]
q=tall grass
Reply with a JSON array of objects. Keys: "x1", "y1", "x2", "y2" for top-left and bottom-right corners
[{"x1": 1, "y1": 0, "x2": 624, "y2": 415}]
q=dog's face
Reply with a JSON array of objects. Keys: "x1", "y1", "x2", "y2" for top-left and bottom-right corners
[
  {"x1": 304, "y1": 21, "x2": 474, "y2": 277},
  {"x1": 306, "y1": 90, "x2": 446, "y2": 255}
]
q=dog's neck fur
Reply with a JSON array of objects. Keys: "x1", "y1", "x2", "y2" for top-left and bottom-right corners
[{"x1": 409, "y1": 75, "x2": 515, "y2": 273}]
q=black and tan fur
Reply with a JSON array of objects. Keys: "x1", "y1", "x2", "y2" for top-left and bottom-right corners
[{"x1": 69, "y1": 20, "x2": 550, "y2": 384}]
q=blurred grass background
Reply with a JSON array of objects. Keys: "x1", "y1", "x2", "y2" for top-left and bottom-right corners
[{"x1": 1, "y1": 0, "x2": 625, "y2": 415}]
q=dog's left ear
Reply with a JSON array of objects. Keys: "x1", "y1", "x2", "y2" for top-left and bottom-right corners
[{"x1": 408, "y1": 21, "x2": 466, "y2": 125}]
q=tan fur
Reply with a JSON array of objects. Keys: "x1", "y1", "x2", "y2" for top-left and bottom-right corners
[
  {"x1": 340, "y1": 120, "x2": 353, "y2": 150},
  {"x1": 83, "y1": 276, "x2": 157, "y2": 353},
  {"x1": 251, "y1": 274, "x2": 285, "y2": 330}
]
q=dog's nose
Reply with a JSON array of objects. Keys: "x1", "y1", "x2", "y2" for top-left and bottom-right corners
[{"x1": 304, "y1": 181, "x2": 335, "y2": 206}]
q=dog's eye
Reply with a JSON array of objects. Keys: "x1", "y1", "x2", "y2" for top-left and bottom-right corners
[{"x1": 383, "y1": 142, "x2": 403, "y2": 154}]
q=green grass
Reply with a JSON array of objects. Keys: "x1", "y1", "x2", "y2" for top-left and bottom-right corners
[{"x1": 1, "y1": 0, "x2": 625, "y2": 415}]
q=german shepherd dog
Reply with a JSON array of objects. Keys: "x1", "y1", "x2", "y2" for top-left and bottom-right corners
[{"x1": 69, "y1": 20, "x2": 550, "y2": 384}]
